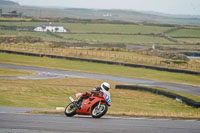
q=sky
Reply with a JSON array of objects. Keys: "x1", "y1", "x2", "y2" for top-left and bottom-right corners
[{"x1": 15, "y1": 0, "x2": 200, "y2": 15}]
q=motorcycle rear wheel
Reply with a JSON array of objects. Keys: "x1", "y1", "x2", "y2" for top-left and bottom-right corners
[
  {"x1": 92, "y1": 104, "x2": 108, "y2": 118},
  {"x1": 65, "y1": 102, "x2": 76, "y2": 117}
]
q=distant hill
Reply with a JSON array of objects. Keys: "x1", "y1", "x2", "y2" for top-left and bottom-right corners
[
  {"x1": 141, "y1": 11, "x2": 200, "y2": 19},
  {"x1": 0, "y1": 4, "x2": 199, "y2": 25},
  {"x1": 61, "y1": 8, "x2": 200, "y2": 25},
  {"x1": 0, "y1": 0, "x2": 19, "y2": 6}
]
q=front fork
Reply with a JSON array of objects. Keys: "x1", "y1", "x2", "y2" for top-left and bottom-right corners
[
  {"x1": 69, "y1": 96, "x2": 75, "y2": 102},
  {"x1": 69, "y1": 96, "x2": 81, "y2": 110},
  {"x1": 97, "y1": 101, "x2": 101, "y2": 109}
]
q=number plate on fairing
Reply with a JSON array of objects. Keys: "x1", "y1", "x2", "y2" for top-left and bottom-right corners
[{"x1": 105, "y1": 94, "x2": 111, "y2": 105}]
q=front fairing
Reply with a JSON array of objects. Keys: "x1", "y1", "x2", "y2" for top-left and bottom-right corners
[
  {"x1": 92, "y1": 92, "x2": 111, "y2": 106},
  {"x1": 75, "y1": 93, "x2": 111, "y2": 115},
  {"x1": 75, "y1": 94, "x2": 105, "y2": 115}
]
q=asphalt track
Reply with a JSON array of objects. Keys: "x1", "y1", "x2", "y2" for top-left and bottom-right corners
[
  {"x1": 0, "y1": 107, "x2": 200, "y2": 133},
  {"x1": 0, "y1": 63, "x2": 200, "y2": 96}
]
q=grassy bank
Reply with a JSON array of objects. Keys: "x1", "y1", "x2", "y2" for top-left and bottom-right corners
[
  {"x1": 0, "y1": 78, "x2": 200, "y2": 119},
  {"x1": 117, "y1": 85, "x2": 200, "y2": 102},
  {"x1": 0, "y1": 52, "x2": 200, "y2": 86},
  {"x1": 0, "y1": 67, "x2": 35, "y2": 76},
  {"x1": 1, "y1": 43, "x2": 200, "y2": 72}
]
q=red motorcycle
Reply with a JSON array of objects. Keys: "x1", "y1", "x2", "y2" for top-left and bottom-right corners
[{"x1": 65, "y1": 91, "x2": 111, "y2": 118}]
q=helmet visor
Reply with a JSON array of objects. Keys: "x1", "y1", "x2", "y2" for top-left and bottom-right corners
[{"x1": 103, "y1": 84, "x2": 109, "y2": 91}]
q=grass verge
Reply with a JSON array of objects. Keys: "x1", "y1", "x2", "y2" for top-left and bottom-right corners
[
  {"x1": 1, "y1": 43, "x2": 200, "y2": 72},
  {"x1": 116, "y1": 84, "x2": 200, "y2": 102},
  {"x1": 0, "y1": 67, "x2": 36, "y2": 76},
  {"x1": 0, "y1": 52, "x2": 200, "y2": 86},
  {"x1": 153, "y1": 86, "x2": 200, "y2": 102}
]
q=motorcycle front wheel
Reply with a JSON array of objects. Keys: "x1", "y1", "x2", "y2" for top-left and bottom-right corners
[
  {"x1": 92, "y1": 104, "x2": 108, "y2": 118},
  {"x1": 65, "y1": 102, "x2": 77, "y2": 117}
]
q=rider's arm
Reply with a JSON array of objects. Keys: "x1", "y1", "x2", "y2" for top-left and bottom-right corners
[
  {"x1": 91, "y1": 90, "x2": 99, "y2": 94},
  {"x1": 91, "y1": 87, "x2": 101, "y2": 94},
  {"x1": 93, "y1": 87, "x2": 101, "y2": 91},
  {"x1": 91, "y1": 87, "x2": 104, "y2": 96}
]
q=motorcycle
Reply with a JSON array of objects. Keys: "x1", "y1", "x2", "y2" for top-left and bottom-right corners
[{"x1": 65, "y1": 90, "x2": 111, "y2": 118}]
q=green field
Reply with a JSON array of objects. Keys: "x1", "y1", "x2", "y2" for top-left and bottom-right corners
[
  {"x1": 168, "y1": 29, "x2": 200, "y2": 38},
  {"x1": 1, "y1": 53, "x2": 200, "y2": 86},
  {"x1": 0, "y1": 22, "x2": 172, "y2": 34},
  {"x1": 0, "y1": 78, "x2": 200, "y2": 119},
  {"x1": 0, "y1": 29, "x2": 65, "y2": 42},
  {"x1": 0, "y1": 22, "x2": 44, "y2": 27},
  {"x1": 0, "y1": 30, "x2": 172, "y2": 44},
  {"x1": 175, "y1": 38, "x2": 200, "y2": 43},
  {"x1": 60, "y1": 34, "x2": 171, "y2": 44},
  {"x1": 61, "y1": 23, "x2": 172, "y2": 34},
  {"x1": 1, "y1": 20, "x2": 200, "y2": 46},
  {"x1": 0, "y1": 21, "x2": 174, "y2": 44}
]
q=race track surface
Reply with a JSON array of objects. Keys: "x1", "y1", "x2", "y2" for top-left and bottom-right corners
[
  {"x1": 0, "y1": 63, "x2": 200, "y2": 96},
  {"x1": 0, "y1": 107, "x2": 200, "y2": 133}
]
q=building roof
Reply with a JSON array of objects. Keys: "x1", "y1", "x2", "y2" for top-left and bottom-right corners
[{"x1": 36, "y1": 23, "x2": 64, "y2": 28}]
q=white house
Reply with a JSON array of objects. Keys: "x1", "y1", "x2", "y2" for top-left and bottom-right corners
[{"x1": 34, "y1": 23, "x2": 67, "y2": 33}]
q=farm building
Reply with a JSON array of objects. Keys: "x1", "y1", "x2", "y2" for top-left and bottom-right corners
[
  {"x1": 34, "y1": 23, "x2": 67, "y2": 33},
  {"x1": 0, "y1": 10, "x2": 22, "y2": 17}
]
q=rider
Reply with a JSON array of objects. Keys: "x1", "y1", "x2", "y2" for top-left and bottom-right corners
[
  {"x1": 77, "y1": 82, "x2": 111, "y2": 107},
  {"x1": 92, "y1": 82, "x2": 110, "y2": 97}
]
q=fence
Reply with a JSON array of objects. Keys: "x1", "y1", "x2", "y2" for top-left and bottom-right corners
[
  {"x1": 0, "y1": 43, "x2": 200, "y2": 72},
  {"x1": 1, "y1": 49, "x2": 200, "y2": 75}
]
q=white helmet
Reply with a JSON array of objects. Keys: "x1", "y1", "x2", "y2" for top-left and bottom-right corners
[{"x1": 101, "y1": 82, "x2": 110, "y2": 91}]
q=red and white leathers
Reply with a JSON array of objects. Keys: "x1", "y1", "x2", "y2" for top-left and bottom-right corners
[{"x1": 92, "y1": 86, "x2": 111, "y2": 98}]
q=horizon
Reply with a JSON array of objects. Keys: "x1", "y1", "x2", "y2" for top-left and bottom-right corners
[{"x1": 12, "y1": 0, "x2": 200, "y2": 16}]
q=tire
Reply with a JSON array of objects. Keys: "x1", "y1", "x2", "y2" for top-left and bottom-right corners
[
  {"x1": 91, "y1": 103, "x2": 108, "y2": 118},
  {"x1": 64, "y1": 102, "x2": 77, "y2": 117}
]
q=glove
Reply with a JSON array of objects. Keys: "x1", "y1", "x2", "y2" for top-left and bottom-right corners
[{"x1": 95, "y1": 87, "x2": 101, "y2": 91}]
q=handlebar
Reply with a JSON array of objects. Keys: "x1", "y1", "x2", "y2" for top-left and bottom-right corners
[
  {"x1": 91, "y1": 90, "x2": 100, "y2": 95},
  {"x1": 91, "y1": 90, "x2": 104, "y2": 97}
]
